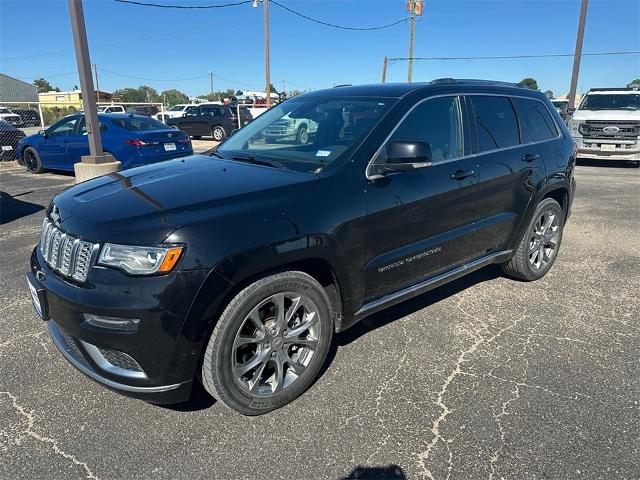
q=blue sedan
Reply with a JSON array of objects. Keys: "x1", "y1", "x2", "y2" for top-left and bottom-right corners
[{"x1": 17, "y1": 113, "x2": 193, "y2": 173}]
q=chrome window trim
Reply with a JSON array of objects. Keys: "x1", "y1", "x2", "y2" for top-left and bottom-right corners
[{"x1": 365, "y1": 92, "x2": 563, "y2": 181}]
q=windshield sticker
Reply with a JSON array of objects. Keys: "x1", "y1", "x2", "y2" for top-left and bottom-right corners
[{"x1": 315, "y1": 150, "x2": 331, "y2": 157}]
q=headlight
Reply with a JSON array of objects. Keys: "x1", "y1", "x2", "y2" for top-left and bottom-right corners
[
  {"x1": 98, "y1": 243, "x2": 183, "y2": 275},
  {"x1": 569, "y1": 119, "x2": 581, "y2": 136}
]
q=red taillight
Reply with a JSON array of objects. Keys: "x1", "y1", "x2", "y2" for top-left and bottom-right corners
[{"x1": 125, "y1": 139, "x2": 158, "y2": 147}]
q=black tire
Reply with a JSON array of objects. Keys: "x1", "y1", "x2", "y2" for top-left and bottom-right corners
[
  {"x1": 212, "y1": 125, "x2": 226, "y2": 141},
  {"x1": 23, "y1": 147, "x2": 44, "y2": 173},
  {"x1": 501, "y1": 198, "x2": 564, "y2": 281},
  {"x1": 201, "y1": 271, "x2": 334, "y2": 415},
  {"x1": 295, "y1": 124, "x2": 309, "y2": 145}
]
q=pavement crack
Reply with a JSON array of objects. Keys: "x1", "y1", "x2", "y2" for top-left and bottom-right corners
[{"x1": 0, "y1": 391, "x2": 99, "y2": 479}]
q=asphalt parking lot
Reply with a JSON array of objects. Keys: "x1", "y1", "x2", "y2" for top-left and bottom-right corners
[{"x1": 1, "y1": 159, "x2": 638, "y2": 480}]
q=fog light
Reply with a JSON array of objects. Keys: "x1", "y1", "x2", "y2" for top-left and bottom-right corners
[{"x1": 83, "y1": 314, "x2": 140, "y2": 332}]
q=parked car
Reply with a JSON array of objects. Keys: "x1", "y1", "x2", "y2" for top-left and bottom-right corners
[
  {"x1": 11, "y1": 108, "x2": 40, "y2": 127},
  {"x1": 167, "y1": 104, "x2": 253, "y2": 141},
  {"x1": 154, "y1": 104, "x2": 198, "y2": 123},
  {"x1": 97, "y1": 105, "x2": 126, "y2": 113},
  {"x1": 17, "y1": 113, "x2": 192, "y2": 173},
  {"x1": 127, "y1": 105, "x2": 160, "y2": 117},
  {"x1": 568, "y1": 87, "x2": 640, "y2": 166},
  {"x1": 0, "y1": 107, "x2": 23, "y2": 127},
  {"x1": 27, "y1": 80, "x2": 575, "y2": 415},
  {"x1": 263, "y1": 114, "x2": 317, "y2": 144},
  {"x1": 0, "y1": 120, "x2": 25, "y2": 160}
]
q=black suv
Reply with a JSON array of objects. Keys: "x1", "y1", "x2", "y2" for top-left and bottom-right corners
[
  {"x1": 167, "y1": 104, "x2": 253, "y2": 141},
  {"x1": 28, "y1": 80, "x2": 575, "y2": 415}
]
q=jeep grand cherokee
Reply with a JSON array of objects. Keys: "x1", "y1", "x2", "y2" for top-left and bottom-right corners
[{"x1": 27, "y1": 80, "x2": 576, "y2": 415}]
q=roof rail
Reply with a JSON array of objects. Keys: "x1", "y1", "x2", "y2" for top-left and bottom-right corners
[
  {"x1": 333, "y1": 84, "x2": 352, "y2": 88},
  {"x1": 588, "y1": 87, "x2": 638, "y2": 92},
  {"x1": 430, "y1": 78, "x2": 524, "y2": 88}
]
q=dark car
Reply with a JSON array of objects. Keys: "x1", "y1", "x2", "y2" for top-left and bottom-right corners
[
  {"x1": 0, "y1": 120, "x2": 26, "y2": 160},
  {"x1": 11, "y1": 108, "x2": 40, "y2": 127},
  {"x1": 17, "y1": 113, "x2": 192, "y2": 172},
  {"x1": 126, "y1": 105, "x2": 160, "y2": 117},
  {"x1": 27, "y1": 80, "x2": 576, "y2": 415},
  {"x1": 167, "y1": 104, "x2": 253, "y2": 141}
]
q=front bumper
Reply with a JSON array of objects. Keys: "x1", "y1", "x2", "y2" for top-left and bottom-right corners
[
  {"x1": 29, "y1": 247, "x2": 229, "y2": 404},
  {"x1": 574, "y1": 137, "x2": 640, "y2": 161}
]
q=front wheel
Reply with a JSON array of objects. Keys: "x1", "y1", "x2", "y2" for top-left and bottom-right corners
[
  {"x1": 23, "y1": 147, "x2": 44, "y2": 173},
  {"x1": 295, "y1": 125, "x2": 309, "y2": 145},
  {"x1": 212, "y1": 125, "x2": 226, "y2": 141},
  {"x1": 201, "y1": 271, "x2": 334, "y2": 415},
  {"x1": 501, "y1": 198, "x2": 564, "y2": 281}
]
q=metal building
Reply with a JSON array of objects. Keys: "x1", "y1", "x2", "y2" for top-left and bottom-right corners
[{"x1": 0, "y1": 73, "x2": 39, "y2": 103}]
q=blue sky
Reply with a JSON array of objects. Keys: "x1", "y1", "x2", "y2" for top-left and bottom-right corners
[{"x1": 1, "y1": 0, "x2": 638, "y2": 97}]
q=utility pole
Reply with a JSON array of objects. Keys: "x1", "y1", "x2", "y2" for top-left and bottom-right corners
[
  {"x1": 68, "y1": 0, "x2": 119, "y2": 182},
  {"x1": 92, "y1": 63, "x2": 99, "y2": 102},
  {"x1": 568, "y1": 0, "x2": 588, "y2": 111},
  {"x1": 407, "y1": 1, "x2": 415, "y2": 83},
  {"x1": 382, "y1": 56, "x2": 388, "y2": 83},
  {"x1": 209, "y1": 71, "x2": 214, "y2": 99},
  {"x1": 264, "y1": 0, "x2": 271, "y2": 107}
]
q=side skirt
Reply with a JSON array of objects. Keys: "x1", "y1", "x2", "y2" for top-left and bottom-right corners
[{"x1": 352, "y1": 250, "x2": 512, "y2": 323}]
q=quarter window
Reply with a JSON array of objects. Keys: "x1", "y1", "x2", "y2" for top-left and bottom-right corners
[
  {"x1": 513, "y1": 98, "x2": 558, "y2": 142},
  {"x1": 470, "y1": 96, "x2": 519, "y2": 151},
  {"x1": 388, "y1": 96, "x2": 464, "y2": 163}
]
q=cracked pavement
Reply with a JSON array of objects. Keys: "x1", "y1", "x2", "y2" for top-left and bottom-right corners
[{"x1": 1, "y1": 159, "x2": 639, "y2": 479}]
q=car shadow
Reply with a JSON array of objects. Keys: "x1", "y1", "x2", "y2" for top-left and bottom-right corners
[
  {"x1": 340, "y1": 465, "x2": 407, "y2": 479},
  {"x1": 163, "y1": 265, "x2": 502, "y2": 413},
  {"x1": 576, "y1": 158, "x2": 639, "y2": 169},
  {"x1": 0, "y1": 191, "x2": 44, "y2": 225}
]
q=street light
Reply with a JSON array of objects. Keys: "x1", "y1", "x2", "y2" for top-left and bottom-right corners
[{"x1": 253, "y1": 0, "x2": 271, "y2": 107}]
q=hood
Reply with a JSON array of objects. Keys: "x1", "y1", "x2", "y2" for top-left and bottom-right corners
[
  {"x1": 572, "y1": 109, "x2": 640, "y2": 121},
  {"x1": 53, "y1": 155, "x2": 319, "y2": 244}
]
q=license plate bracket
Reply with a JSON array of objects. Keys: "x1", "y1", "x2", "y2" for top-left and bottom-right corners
[
  {"x1": 26, "y1": 273, "x2": 49, "y2": 321},
  {"x1": 601, "y1": 144, "x2": 616, "y2": 151},
  {"x1": 164, "y1": 143, "x2": 176, "y2": 151}
]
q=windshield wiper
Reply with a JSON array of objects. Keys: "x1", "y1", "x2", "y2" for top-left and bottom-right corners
[
  {"x1": 231, "y1": 154, "x2": 286, "y2": 170},
  {"x1": 209, "y1": 149, "x2": 225, "y2": 159}
]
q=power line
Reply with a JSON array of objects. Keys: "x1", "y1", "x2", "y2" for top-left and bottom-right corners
[
  {"x1": 269, "y1": 0, "x2": 406, "y2": 31},
  {"x1": 114, "y1": 0, "x2": 250, "y2": 8},
  {"x1": 114, "y1": 0, "x2": 407, "y2": 31},
  {"x1": 388, "y1": 51, "x2": 640, "y2": 62},
  {"x1": 98, "y1": 67, "x2": 209, "y2": 82}
]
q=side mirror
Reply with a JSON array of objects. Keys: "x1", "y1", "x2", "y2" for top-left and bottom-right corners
[
  {"x1": 38, "y1": 130, "x2": 47, "y2": 137},
  {"x1": 370, "y1": 140, "x2": 432, "y2": 176}
]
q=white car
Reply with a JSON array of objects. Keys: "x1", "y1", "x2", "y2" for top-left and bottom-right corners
[
  {"x1": 97, "y1": 105, "x2": 126, "y2": 113},
  {"x1": 0, "y1": 107, "x2": 23, "y2": 126},
  {"x1": 569, "y1": 88, "x2": 640, "y2": 165},
  {"x1": 154, "y1": 104, "x2": 198, "y2": 123}
]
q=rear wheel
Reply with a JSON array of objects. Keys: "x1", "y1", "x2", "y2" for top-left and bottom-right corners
[
  {"x1": 296, "y1": 125, "x2": 309, "y2": 145},
  {"x1": 23, "y1": 147, "x2": 44, "y2": 173},
  {"x1": 201, "y1": 271, "x2": 333, "y2": 415},
  {"x1": 501, "y1": 198, "x2": 564, "y2": 281},
  {"x1": 212, "y1": 125, "x2": 226, "y2": 141}
]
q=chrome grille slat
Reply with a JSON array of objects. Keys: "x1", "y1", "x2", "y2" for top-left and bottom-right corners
[{"x1": 39, "y1": 217, "x2": 96, "y2": 283}]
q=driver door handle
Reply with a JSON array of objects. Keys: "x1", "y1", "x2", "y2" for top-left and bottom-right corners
[
  {"x1": 451, "y1": 169, "x2": 475, "y2": 180},
  {"x1": 522, "y1": 153, "x2": 540, "y2": 162}
]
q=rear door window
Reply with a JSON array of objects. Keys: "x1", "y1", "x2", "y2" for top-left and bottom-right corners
[
  {"x1": 513, "y1": 97, "x2": 558, "y2": 142},
  {"x1": 389, "y1": 95, "x2": 464, "y2": 163},
  {"x1": 470, "y1": 96, "x2": 520, "y2": 152}
]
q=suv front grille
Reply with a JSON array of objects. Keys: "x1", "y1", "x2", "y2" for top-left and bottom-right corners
[
  {"x1": 40, "y1": 218, "x2": 96, "y2": 282},
  {"x1": 579, "y1": 120, "x2": 640, "y2": 139}
]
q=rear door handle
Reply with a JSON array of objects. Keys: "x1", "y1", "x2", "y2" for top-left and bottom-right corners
[
  {"x1": 522, "y1": 153, "x2": 540, "y2": 162},
  {"x1": 451, "y1": 169, "x2": 475, "y2": 180}
]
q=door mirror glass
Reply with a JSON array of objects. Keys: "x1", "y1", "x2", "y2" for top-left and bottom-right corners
[{"x1": 38, "y1": 129, "x2": 47, "y2": 137}]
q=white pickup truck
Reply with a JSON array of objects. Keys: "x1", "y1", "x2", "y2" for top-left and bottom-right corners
[
  {"x1": 569, "y1": 87, "x2": 640, "y2": 166},
  {"x1": 154, "y1": 104, "x2": 198, "y2": 123}
]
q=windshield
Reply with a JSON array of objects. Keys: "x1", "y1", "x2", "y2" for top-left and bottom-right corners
[
  {"x1": 218, "y1": 97, "x2": 393, "y2": 172},
  {"x1": 579, "y1": 93, "x2": 640, "y2": 111},
  {"x1": 168, "y1": 105, "x2": 185, "y2": 111},
  {"x1": 111, "y1": 117, "x2": 169, "y2": 131}
]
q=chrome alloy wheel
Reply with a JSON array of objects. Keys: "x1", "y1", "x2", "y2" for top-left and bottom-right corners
[
  {"x1": 232, "y1": 292, "x2": 320, "y2": 396},
  {"x1": 529, "y1": 210, "x2": 560, "y2": 270}
]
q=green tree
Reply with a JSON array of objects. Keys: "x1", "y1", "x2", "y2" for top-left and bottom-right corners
[
  {"x1": 628, "y1": 78, "x2": 640, "y2": 88},
  {"x1": 112, "y1": 85, "x2": 160, "y2": 103},
  {"x1": 269, "y1": 83, "x2": 279, "y2": 94},
  {"x1": 160, "y1": 89, "x2": 189, "y2": 107},
  {"x1": 518, "y1": 77, "x2": 539, "y2": 91},
  {"x1": 544, "y1": 90, "x2": 554, "y2": 99},
  {"x1": 33, "y1": 78, "x2": 60, "y2": 93}
]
